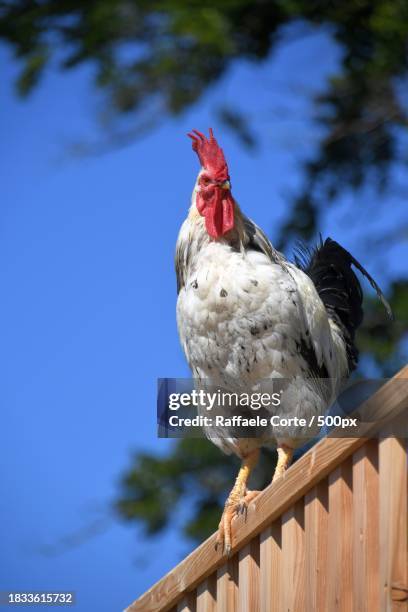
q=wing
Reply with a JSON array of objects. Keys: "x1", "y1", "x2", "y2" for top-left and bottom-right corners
[
  {"x1": 243, "y1": 216, "x2": 346, "y2": 385},
  {"x1": 243, "y1": 215, "x2": 288, "y2": 267}
]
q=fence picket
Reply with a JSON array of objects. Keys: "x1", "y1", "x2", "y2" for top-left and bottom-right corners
[
  {"x1": 305, "y1": 480, "x2": 329, "y2": 611},
  {"x1": 379, "y1": 436, "x2": 408, "y2": 611},
  {"x1": 260, "y1": 520, "x2": 281, "y2": 612},
  {"x1": 353, "y1": 440, "x2": 380, "y2": 612},
  {"x1": 216, "y1": 555, "x2": 238, "y2": 611},
  {"x1": 281, "y1": 498, "x2": 305, "y2": 612},
  {"x1": 196, "y1": 575, "x2": 216, "y2": 612},
  {"x1": 238, "y1": 536, "x2": 260, "y2": 612},
  {"x1": 325, "y1": 458, "x2": 353, "y2": 611}
]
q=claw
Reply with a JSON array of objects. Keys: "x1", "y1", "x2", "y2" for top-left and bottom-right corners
[
  {"x1": 237, "y1": 500, "x2": 247, "y2": 517},
  {"x1": 215, "y1": 490, "x2": 261, "y2": 555}
]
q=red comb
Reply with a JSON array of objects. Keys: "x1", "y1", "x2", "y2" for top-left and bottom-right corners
[{"x1": 187, "y1": 128, "x2": 229, "y2": 181}]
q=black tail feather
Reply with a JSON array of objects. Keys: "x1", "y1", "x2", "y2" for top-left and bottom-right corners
[
  {"x1": 294, "y1": 237, "x2": 392, "y2": 371},
  {"x1": 342, "y1": 249, "x2": 393, "y2": 320}
]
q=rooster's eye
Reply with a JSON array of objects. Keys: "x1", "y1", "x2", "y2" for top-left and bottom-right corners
[{"x1": 200, "y1": 175, "x2": 211, "y2": 186}]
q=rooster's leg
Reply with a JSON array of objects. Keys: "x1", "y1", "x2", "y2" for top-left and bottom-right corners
[
  {"x1": 215, "y1": 449, "x2": 260, "y2": 556},
  {"x1": 272, "y1": 444, "x2": 294, "y2": 482}
]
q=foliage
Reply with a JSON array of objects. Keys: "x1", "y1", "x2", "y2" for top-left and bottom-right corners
[
  {"x1": 357, "y1": 280, "x2": 408, "y2": 376},
  {"x1": 116, "y1": 439, "x2": 277, "y2": 542},
  {"x1": 1, "y1": 1, "x2": 407, "y2": 230},
  {"x1": 2, "y1": 0, "x2": 407, "y2": 543}
]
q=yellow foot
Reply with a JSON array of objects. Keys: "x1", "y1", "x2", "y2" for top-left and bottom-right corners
[
  {"x1": 215, "y1": 490, "x2": 261, "y2": 556},
  {"x1": 272, "y1": 444, "x2": 294, "y2": 483}
]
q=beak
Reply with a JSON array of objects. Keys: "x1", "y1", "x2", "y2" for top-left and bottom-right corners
[{"x1": 220, "y1": 180, "x2": 231, "y2": 190}]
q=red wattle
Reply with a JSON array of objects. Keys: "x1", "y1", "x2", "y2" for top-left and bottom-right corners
[{"x1": 196, "y1": 190, "x2": 234, "y2": 238}]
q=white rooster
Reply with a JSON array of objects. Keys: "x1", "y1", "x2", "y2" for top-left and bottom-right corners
[{"x1": 175, "y1": 128, "x2": 390, "y2": 554}]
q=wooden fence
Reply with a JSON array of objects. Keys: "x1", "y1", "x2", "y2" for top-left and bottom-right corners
[{"x1": 127, "y1": 366, "x2": 408, "y2": 612}]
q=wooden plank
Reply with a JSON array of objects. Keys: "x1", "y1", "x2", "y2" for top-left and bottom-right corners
[
  {"x1": 238, "y1": 537, "x2": 260, "y2": 612},
  {"x1": 282, "y1": 498, "x2": 305, "y2": 612},
  {"x1": 216, "y1": 556, "x2": 238, "y2": 612},
  {"x1": 379, "y1": 436, "x2": 408, "y2": 611},
  {"x1": 127, "y1": 366, "x2": 408, "y2": 612},
  {"x1": 177, "y1": 591, "x2": 196, "y2": 612},
  {"x1": 326, "y1": 458, "x2": 353, "y2": 611},
  {"x1": 196, "y1": 575, "x2": 216, "y2": 612},
  {"x1": 353, "y1": 440, "x2": 380, "y2": 612},
  {"x1": 260, "y1": 520, "x2": 281, "y2": 612},
  {"x1": 305, "y1": 479, "x2": 329, "y2": 612}
]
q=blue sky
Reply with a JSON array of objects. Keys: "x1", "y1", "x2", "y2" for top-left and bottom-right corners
[{"x1": 0, "y1": 23, "x2": 406, "y2": 612}]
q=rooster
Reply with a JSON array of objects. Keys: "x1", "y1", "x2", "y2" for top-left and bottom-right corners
[{"x1": 175, "y1": 128, "x2": 391, "y2": 555}]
